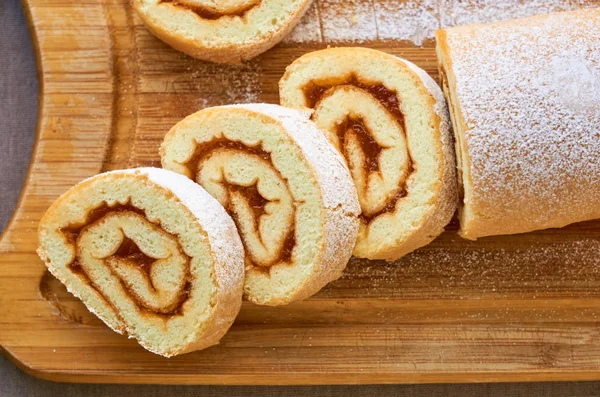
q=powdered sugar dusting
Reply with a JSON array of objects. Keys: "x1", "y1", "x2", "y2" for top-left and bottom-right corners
[
  {"x1": 180, "y1": 57, "x2": 262, "y2": 107},
  {"x1": 284, "y1": 0, "x2": 599, "y2": 46},
  {"x1": 533, "y1": 55, "x2": 600, "y2": 116},
  {"x1": 333, "y1": 238, "x2": 600, "y2": 299},
  {"x1": 375, "y1": 0, "x2": 438, "y2": 45},
  {"x1": 319, "y1": 0, "x2": 377, "y2": 42},
  {"x1": 282, "y1": 2, "x2": 323, "y2": 44},
  {"x1": 440, "y1": 0, "x2": 595, "y2": 27},
  {"x1": 442, "y1": 8, "x2": 600, "y2": 235}
]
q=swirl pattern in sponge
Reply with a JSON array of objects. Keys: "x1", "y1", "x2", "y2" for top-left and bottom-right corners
[
  {"x1": 279, "y1": 47, "x2": 457, "y2": 260},
  {"x1": 161, "y1": 103, "x2": 361, "y2": 306},
  {"x1": 133, "y1": 0, "x2": 313, "y2": 63},
  {"x1": 37, "y1": 168, "x2": 245, "y2": 357}
]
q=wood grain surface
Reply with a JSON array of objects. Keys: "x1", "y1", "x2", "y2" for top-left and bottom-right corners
[{"x1": 2, "y1": 0, "x2": 600, "y2": 384}]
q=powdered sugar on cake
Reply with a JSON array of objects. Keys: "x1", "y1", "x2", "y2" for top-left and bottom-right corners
[
  {"x1": 533, "y1": 55, "x2": 600, "y2": 116},
  {"x1": 443, "y1": 9, "x2": 600, "y2": 228},
  {"x1": 283, "y1": 0, "x2": 599, "y2": 46}
]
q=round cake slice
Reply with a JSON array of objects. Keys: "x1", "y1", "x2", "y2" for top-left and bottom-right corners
[
  {"x1": 132, "y1": 0, "x2": 313, "y2": 64},
  {"x1": 37, "y1": 167, "x2": 245, "y2": 357},
  {"x1": 279, "y1": 47, "x2": 458, "y2": 261},
  {"x1": 160, "y1": 103, "x2": 361, "y2": 306}
]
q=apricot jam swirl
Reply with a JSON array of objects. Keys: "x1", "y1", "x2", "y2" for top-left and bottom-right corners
[
  {"x1": 62, "y1": 202, "x2": 191, "y2": 318},
  {"x1": 303, "y1": 75, "x2": 414, "y2": 223},
  {"x1": 184, "y1": 139, "x2": 296, "y2": 272}
]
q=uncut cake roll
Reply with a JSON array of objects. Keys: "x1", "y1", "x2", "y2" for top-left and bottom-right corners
[
  {"x1": 160, "y1": 104, "x2": 361, "y2": 306},
  {"x1": 279, "y1": 47, "x2": 457, "y2": 261},
  {"x1": 436, "y1": 8, "x2": 600, "y2": 240},
  {"x1": 132, "y1": 0, "x2": 313, "y2": 64},
  {"x1": 37, "y1": 168, "x2": 245, "y2": 357}
]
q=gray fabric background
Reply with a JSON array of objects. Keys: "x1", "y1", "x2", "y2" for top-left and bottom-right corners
[
  {"x1": 0, "y1": 0, "x2": 37, "y2": 233},
  {"x1": 2, "y1": 0, "x2": 600, "y2": 395}
]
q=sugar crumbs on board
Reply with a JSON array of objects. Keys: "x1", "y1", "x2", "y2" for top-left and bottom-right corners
[
  {"x1": 338, "y1": 238, "x2": 600, "y2": 299},
  {"x1": 284, "y1": 0, "x2": 599, "y2": 46}
]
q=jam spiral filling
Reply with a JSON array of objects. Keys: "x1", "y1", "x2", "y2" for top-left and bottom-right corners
[
  {"x1": 183, "y1": 140, "x2": 296, "y2": 271},
  {"x1": 61, "y1": 202, "x2": 191, "y2": 318},
  {"x1": 302, "y1": 75, "x2": 414, "y2": 223},
  {"x1": 159, "y1": 0, "x2": 260, "y2": 20}
]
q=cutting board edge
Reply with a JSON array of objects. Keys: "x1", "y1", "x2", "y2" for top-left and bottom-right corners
[{"x1": 5, "y1": 345, "x2": 600, "y2": 385}]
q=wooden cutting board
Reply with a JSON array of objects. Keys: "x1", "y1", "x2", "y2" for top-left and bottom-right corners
[{"x1": 2, "y1": 0, "x2": 600, "y2": 385}]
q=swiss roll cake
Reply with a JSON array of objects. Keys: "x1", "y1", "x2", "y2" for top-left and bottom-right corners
[
  {"x1": 37, "y1": 168, "x2": 245, "y2": 357},
  {"x1": 161, "y1": 104, "x2": 361, "y2": 305},
  {"x1": 436, "y1": 8, "x2": 600, "y2": 239},
  {"x1": 133, "y1": 0, "x2": 313, "y2": 63},
  {"x1": 280, "y1": 47, "x2": 457, "y2": 260}
]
